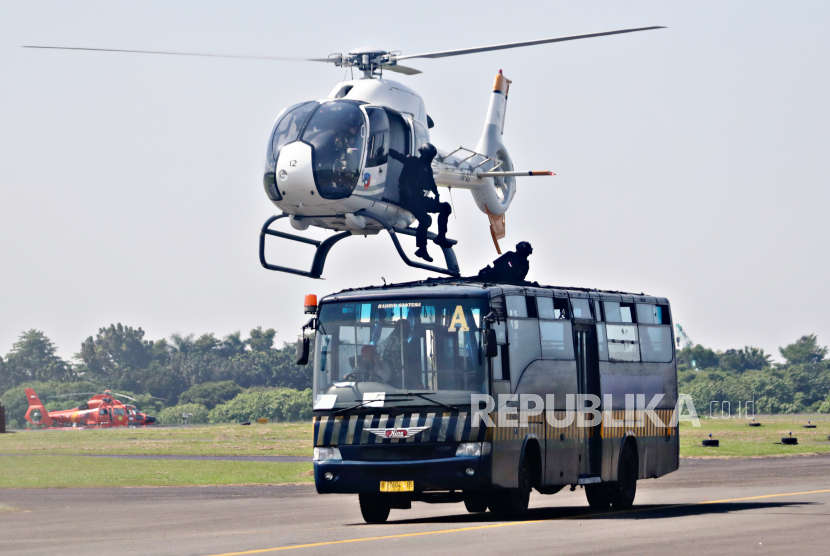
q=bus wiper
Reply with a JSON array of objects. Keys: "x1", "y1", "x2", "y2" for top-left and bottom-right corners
[
  {"x1": 332, "y1": 399, "x2": 380, "y2": 415},
  {"x1": 387, "y1": 392, "x2": 457, "y2": 411}
]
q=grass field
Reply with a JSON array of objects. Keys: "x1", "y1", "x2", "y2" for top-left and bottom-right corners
[
  {"x1": 1, "y1": 416, "x2": 828, "y2": 488},
  {"x1": 0, "y1": 456, "x2": 313, "y2": 489},
  {"x1": 1, "y1": 422, "x2": 312, "y2": 456},
  {"x1": 681, "y1": 415, "x2": 830, "y2": 458}
]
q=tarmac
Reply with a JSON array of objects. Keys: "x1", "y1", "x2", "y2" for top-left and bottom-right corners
[{"x1": 1, "y1": 454, "x2": 829, "y2": 555}]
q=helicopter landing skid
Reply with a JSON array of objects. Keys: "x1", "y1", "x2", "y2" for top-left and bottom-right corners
[{"x1": 259, "y1": 213, "x2": 461, "y2": 279}]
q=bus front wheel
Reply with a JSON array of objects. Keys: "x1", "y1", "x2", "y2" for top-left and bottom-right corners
[
  {"x1": 488, "y1": 454, "x2": 532, "y2": 519},
  {"x1": 358, "y1": 492, "x2": 391, "y2": 523},
  {"x1": 610, "y1": 444, "x2": 638, "y2": 510},
  {"x1": 464, "y1": 494, "x2": 488, "y2": 513}
]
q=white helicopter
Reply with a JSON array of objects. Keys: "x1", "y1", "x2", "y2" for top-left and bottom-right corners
[{"x1": 25, "y1": 26, "x2": 663, "y2": 278}]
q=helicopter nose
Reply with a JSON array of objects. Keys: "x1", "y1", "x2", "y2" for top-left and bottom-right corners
[
  {"x1": 275, "y1": 142, "x2": 325, "y2": 206},
  {"x1": 145, "y1": 416, "x2": 156, "y2": 424}
]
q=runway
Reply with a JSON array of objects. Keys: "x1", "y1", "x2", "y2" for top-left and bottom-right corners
[
  {"x1": 2, "y1": 455, "x2": 829, "y2": 556},
  {"x1": 0, "y1": 453, "x2": 312, "y2": 463}
]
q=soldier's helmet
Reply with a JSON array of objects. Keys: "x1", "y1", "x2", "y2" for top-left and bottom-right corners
[
  {"x1": 516, "y1": 241, "x2": 533, "y2": 255},
  {"x1": 346, "y1": 112, "x2": 362, "y2": 131},
  {"x1": 418, "y1": 143, "x2": 438, "y2": 161}
]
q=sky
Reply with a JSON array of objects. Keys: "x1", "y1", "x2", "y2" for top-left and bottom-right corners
[{"x1": 2, "y1": 1, "x2": 829, "y2": 362}]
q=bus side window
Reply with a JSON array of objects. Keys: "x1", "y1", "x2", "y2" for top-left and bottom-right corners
[
  {"x1": 639, "y1": 324, "x2": 673, "y2": 363},
  {"x1": 606, "y1": 323, "x2": 640, "y2": 362},
  {"x1": 540, "y1": 320, "x2": 575, "y2": 360},
  {"x1": 570, "y1": 298, "x2": 592, "y2": 319},
  {"x1": 507, "y1": 305, "x2": 541, "y2": 386},
  {"x1": 525, "y1": 296, "x2": 538, "y2": 318},
  {"x1": 604, "y1": 301, "x2": 621, "y2": 322},
  {"x1": 596, "y1": 324, "x2": 609, "y2": 361},
  {"x1": 537, "y1": 297, "x2": 554, "y2": 319},
  {"x1": 656, "y1": 305, "x2": 671, "y2": 325},
  {"x1": 620, "y1": 303, "x2": 635, "y2": 323},
  {"x1": 553, "y1": 298, "x2": 569, "y2": 319},
  {"x1": 637, "y1": 303, "x2": 671, "y2": 326},
  {"x1": 636, "y1": 304, "x2": 655, "y2": 324},
  {"x1": 506, "y1": 295, "x2": 527, "y2": 317}
]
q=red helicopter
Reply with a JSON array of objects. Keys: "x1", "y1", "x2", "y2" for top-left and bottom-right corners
[{"x1": 23, "y1": 388, "x2": 157, "y2": 428}]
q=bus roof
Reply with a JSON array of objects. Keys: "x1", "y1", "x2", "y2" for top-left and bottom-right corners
[{"x1": 321, "y1": 277, "x2": 670, "y2": 306}]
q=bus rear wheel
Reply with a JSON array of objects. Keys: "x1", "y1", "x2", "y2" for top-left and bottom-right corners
[
  {"x1": 609, "y1": 444, "x2": 638, "y2": 510},
  {"x1": 585, "y1": 483, "x2": 612, "y2": 510},
  {"x1": 358, "y1": 492, "x2": 391, "y2": 523}
]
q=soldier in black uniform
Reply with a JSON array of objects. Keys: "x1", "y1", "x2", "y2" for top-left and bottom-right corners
[
  {"x1": 388, "y1": 143, "x2": 452, "y2": 262},
  {"x1": 476, "y1": 241, "x2": 533, "y2": 283}
]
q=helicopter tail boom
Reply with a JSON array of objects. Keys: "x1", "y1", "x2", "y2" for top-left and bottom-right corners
[{"x1": 24, "y1": 388, "x2": 54, "y2": 427}]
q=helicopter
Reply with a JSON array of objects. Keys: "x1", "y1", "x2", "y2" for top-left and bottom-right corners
[
  {"x1": 23, "y1": 388, "x2": 157, "y2": 428},
  {"x1": 24, "y1": 26, "x2": 664, "y2": 279}
]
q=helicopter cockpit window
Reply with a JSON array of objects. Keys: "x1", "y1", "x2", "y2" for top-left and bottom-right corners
[
  {"x1": 268, "y1": 101, "x2": 316, "y2": 168},
  {"x1": 413, "y1": 120, "x2": 430, "y2": 150},
  {"x1": 365, "y1": 108, "x2": 389, "y2": 168},
  {"x1": 301, "y1": 101, "x2": 366, "y2": 200}
]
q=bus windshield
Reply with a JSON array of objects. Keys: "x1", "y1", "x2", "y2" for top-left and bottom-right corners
[{"x1": 313, "y1": 297, "x2": 488, "y2": 408}]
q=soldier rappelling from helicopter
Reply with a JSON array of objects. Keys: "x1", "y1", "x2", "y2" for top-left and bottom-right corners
[
  {"x1": 476, "y1": 241, "x2": 533, "y2": 283},
  {"x1": 389, "y1": 143, "x2": 453, "y2": 262}
]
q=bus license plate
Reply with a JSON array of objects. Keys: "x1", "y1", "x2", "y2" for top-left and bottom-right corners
[{"x1": 380, "y1": 481, "x2": 413, "y2": 492}]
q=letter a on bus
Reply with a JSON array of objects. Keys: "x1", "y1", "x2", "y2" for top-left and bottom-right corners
[{"x1": 448, "y1": 305, "x2": 470, "y2": 332}]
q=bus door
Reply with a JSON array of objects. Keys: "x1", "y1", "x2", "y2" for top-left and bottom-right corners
[{"x1": 573, "y1": 323, "x2": 602, "y2": 479}]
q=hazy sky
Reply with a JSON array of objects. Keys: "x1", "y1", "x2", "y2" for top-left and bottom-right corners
[{"x1": 2, "y1": 1, "x2": 829, "y2": 362}]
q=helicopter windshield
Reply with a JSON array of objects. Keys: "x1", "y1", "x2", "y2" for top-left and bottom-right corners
[
  {"x1": 268, "y1": 101, "x2": 316, "y2": 169},
  {"x1": 301, "y1": 101, "x2": 366, "y2": 200}
]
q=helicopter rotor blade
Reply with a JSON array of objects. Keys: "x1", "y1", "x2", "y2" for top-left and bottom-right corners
[
  {"x1": 112, "y1": 392, "x2": 140, "y2": 402},
  {"x1": 22, "y1": 45, "x2": 335, "y2": 63},
  {"x1": 45, "y1": 392, "x2": 98, "y2": 399},
  {"x1": 381, "y1": 64, "x2": 422, "y2": 75},
  {"x1": 396, "y1": 26, "x2": 665, "y2": 60}
]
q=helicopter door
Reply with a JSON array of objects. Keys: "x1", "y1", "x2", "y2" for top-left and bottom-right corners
[
  {"x1": 383, "y1": 111, "x2": 411, "y2": 204},
  {"x1": 357, "y1": 108, "x2": 390, "y2": 197}
]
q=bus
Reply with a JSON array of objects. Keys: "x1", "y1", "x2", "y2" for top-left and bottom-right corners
[{"x1": 302, "y1": 279, "x2": 679, "y2": 523}]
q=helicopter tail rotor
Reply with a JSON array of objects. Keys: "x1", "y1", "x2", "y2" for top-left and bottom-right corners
[{"x1": 24, "y1": 388, "x2": 54, "y2": 427}]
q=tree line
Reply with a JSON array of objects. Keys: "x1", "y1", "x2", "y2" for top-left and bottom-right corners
[
  {"x1": 2, "y1": 325, "x2": 829, "y2": 426},
  {"x1": 1, "y1": 325, "x2": 311, "y2": 427},
  {"x1": 678, "y1": 334, "x2": 830, "y2": 415}
]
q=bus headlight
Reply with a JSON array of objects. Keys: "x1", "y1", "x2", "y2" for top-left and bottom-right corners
[
  {"x1": 455, "y1": 442, "x2": 491, "y2": 457},
  {"x1": 313, "y1": 447, "x2": 342, "y2": 461}
]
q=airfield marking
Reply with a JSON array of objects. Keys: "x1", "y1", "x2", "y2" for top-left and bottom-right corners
[{"x1": 205, "y1": 488, "x2": 830, "y2": 556}]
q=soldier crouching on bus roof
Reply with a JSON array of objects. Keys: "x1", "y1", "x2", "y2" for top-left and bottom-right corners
[
  {"x1": 476, "y1": 241, "x2": 533, "y2": 283},
  {"x1": 389, "y1": 143, "x2": 453, "y2": 263}
]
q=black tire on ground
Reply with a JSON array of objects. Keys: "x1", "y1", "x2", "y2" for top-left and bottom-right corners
[
  {"x1": 702, "y1": 439, "x2": 720, "y2": 447},
  {"x1": 804, "y1": 425, "x2": 816, "y2": 428},
  {"x1": 585, "y1": 483, "x2": 612, "y2": 510},
  {"x1": 782, "y1": 437, "x2": 798, "y2": 445},
  {"x1": 464, "y1": 495, "x2": 488, "y2": 513},
  {"x1": 609, "y1": 444, "x2": 638, "y2": 510},
  {"x1": 748, "y1": 422, "x2": 762, "y2": 427},
  {"x1": 358, "y1": 492, "x2": 391, "y2": 524},
  {"x1": 489, "y1": 454, "x2": 532, "y2": 519}
]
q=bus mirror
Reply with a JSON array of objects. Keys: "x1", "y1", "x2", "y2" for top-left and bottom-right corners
[
  {"x1": 484, "y1": 329, "x2": 499, "y2": 358},
  {"x1": 296, "y1": 337, "x2": 310, "y2": 365}
]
